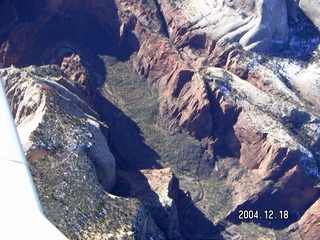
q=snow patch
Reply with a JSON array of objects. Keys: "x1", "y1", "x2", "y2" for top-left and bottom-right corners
[
  {"x1": 277, "y1": 60, "x2": 303, "y2": 80},
  {"x1": 17, "y1": 97, "x2": 46, "y2": 149},
  {"x1": 291, "y1": 64, "x2": 320, "y2": 110},
  {"x1": 248, "y1": 58, "x2": 260, "y2": 70},
  {"x1": 220, "y1": 84, "x2": 230, "y2": 97},
  {"x1": 299, "y1": 145, "x2": 319, "y2": 176}
]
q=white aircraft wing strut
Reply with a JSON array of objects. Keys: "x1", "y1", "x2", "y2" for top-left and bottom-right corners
[{"x1": 0, "y1": 78, "x2": 67, "y2": 239}]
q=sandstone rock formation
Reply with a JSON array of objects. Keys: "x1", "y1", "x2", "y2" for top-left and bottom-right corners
[
  {"x1": 155, "y1": 0, "x2": 290, "y2": 52},
  {"x1": 1, "y1": 65, "x2": 143, "y2": 239},
  {"x1": 1, "y1": 63, "x2": 177, "y2": 239},
  {"x1": 286, "y1": 197, "x2": 320, "y2": 240},
  {"x1": 1, "y1": 65, "x2": 116, "y2": 190},
  {"x1": 299, "y1": 0, "x2": 320, "y2": 30},
  {"x1": 0, "y1": 0, "x2": 319, "y2": 239},
  {"x1": 116, "y1": 168, "x2": 182, "y2": 239},
  {"x1": 291, "y1": 63, "x2": 320, "y2": 112},
  {"x1": 117, "y1": 1, "x2": 320, "y2": 237}
]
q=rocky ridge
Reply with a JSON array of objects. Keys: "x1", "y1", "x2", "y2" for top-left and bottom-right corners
[
  {"x1": 1, "y1": 0, "x2": 320, "y2": 239},
  {"x1": 0, "y1": 65, "x2": 168, "y2": 239}
]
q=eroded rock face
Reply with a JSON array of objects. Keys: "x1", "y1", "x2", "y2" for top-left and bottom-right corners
[
  {"x1": 155, "y1": 0, "x2": 320, "y2": 53},
  {"x1": 1, "y1": 65, "x2": 117, "y2": 192},
  {"x1": 299, "y1": 0, "x2": 320, "y2": 30},
  {"x1": 286, "y1": 197, "x2": 320, "y2": 240},
  {"x1": 156, "y1": 0, "x2": 288, "y2": 52},
  {"x1": 121, "y1": 168, "x2": 182, "y2": 239},
  {"x1": 291, "y1": 64, "x2": 320, "y2": 112},
  {"x1": 0, "y1": 0, "x2": 120, "y2": 67},
  {"x1": 0, "y1": 65, "x2": 149, "y2": 239},
  {"x1": 127, "y1": 19, "x2": 213, "y2": 139},
  {"x1": 127, "y1": 3, "x2": 320, "y2": 228},
  {"x1": 203, "y1": 68, "x2": 320, "y2": 223},
  {"x1": 127, "y1": 6, "x2": 320, "y2": 229}
]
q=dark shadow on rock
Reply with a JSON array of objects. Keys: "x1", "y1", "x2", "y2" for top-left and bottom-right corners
[
  {"x1": 94, "y1": 93, "x2": 176, "y2": 237},
  {"x1": 11, "y1": 0, "x2": 46, "y2": 22},
  {"x1": 268, "y1": 9, "x2": 320, "y2": 61},
  {"x1": 118, "y1": 31, "x2": 141, "y2": 61},
  {"x1": 177, "y1": 190, "x2": 224, "y2": 239},
  {"x1": 93, "y1": 90, "x2": 225, "y2": 238},
  {"x1": 226, "y1": 170, "x2": 320, "y2": 230},
  {"x1": 205, "y1": 79, "x2": 242, "y2": 159},
  {"x1": 1, "y1": 0, "x2": 119, "y2": 64},
  {"x1": 113, "y1": 169, "x2": 180, "y2": 239},
  {"x1": 16, "y1": 14, "x2": 115, "y2": 86},
  {"x1": 93, "y1": 91, "x2": 162, "y2": 171},
  {"x1": 283, "y1": 109, "x2": 311, "y2": 129},
  {"x1": 1, "y1": 0, "x2": 140, "y2": 89},
  {"x1": 113, "y1": 168, "x2": 224, "y2": 240},
  {"x1": 2, "y1": 1, "x2": 225, "y2": 238}
]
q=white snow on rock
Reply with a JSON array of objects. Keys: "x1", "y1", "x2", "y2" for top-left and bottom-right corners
[
  {"x1": 172, "y1": 0, "x2": 289, "y2": 52},
  {"x1": 291, "y1": 63, "x2": 320, "y2": 111},
  {"x1": 299, "y1": 144, "x2": 319, "y2": 176}
]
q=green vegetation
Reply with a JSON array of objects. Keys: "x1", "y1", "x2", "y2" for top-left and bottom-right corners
[
  {"x1": 98, "y1": 55, "x2": 210, "y2": 176},
  {"x1": 97, "y1": 55, "x2": 237, "y2": 232},
  {"x1": 28, "y1": 87, "x2": 142, "y2": 239}
]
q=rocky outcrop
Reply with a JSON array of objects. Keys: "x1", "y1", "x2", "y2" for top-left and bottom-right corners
[
  {"x1": 127, "y1": 3, "x2": 320, "y2": 227},
  {"x1": 291, "y1": 64, "x2": 320, "y2": 112},
  {"x1": 127, "y1": 19, "x2": 213, "y2": 139},
  {"x1": 115, "y1": 1, "x2": 320, "y2": 235},
  {"x1": 2, "y1": 63, "x2": 180, "y2": 239},
  {"x1": 0, "y1": 0, "x2": 120, "y2": 67},
  {"x1": 203, "y1": 68, "x2": 320, "y2": 222},
  {"x1": 60, "y1": 53, "x2": 103, "y2": 95},
  {"x1": 123, "y1": 168, "x2": 181, "y2": 239},
  {"x1": 299, "y1": 0, "x2": 320, "y2": 30},
  {"x1": 1, "y1": 65, "x2": 116, "y2": 192},
  {"x1": 286, "y1": 197, "x2": 320, "y2": 240},
  {"x1": 61, "y1": 54, "x2": 90, "y2": 88},
  {"x1": 155, "y1": 0, "x2": 289, "y2": 52},
  {"x1": 107, "y1": 166, "x2": 187, "y2": 239},
  {"x1": 155, "y1": 0, "x2": 320, "y2": 53},
  {"x1": 0, "y1": 65, "x2": 143, "y2": 239}
]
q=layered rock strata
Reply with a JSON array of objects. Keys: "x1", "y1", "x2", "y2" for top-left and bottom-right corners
[
  {"x1": 117, "y1": 0, "x2": 320, "y2": 235},
  {"x1": 286, "y1": 197, "x2": 320, "y2": 240},
  {"x1": 154, "y1": 0, "x2": 320, "y2": 52}
]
